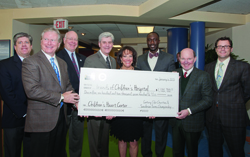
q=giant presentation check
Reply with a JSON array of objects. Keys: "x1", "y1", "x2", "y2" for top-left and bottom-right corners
[{"x1": 78, "y1": 68, "x2": 179, "y2": 117}]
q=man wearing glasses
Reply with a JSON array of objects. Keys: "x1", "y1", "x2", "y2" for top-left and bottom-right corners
[{"x1": 205, "y1": 37, "x2": 250, "y2": 157}]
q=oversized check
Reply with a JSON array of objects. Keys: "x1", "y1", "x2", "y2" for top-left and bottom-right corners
[{"x1": 78, "y1": 68, "x2": 179, "y2": 117}]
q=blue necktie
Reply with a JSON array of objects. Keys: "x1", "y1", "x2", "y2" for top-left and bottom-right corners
[{"x1": 50, "y1": 57, "x2": 63, "y2": 108}]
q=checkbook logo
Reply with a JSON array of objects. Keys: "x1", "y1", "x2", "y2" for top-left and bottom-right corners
[{"x1": 84, "y1": 73, "x2": 96, "y2": 80}]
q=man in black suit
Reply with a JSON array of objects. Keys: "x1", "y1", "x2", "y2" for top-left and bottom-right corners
[
  {"x1": 205, "y1": 37, "x2": 250, "y2": 157},
  {"x1": 169, "y1": 48, "x2": 213, "y2": 157},
  {"x1": 137, "y1": 32, "x2": 176, "y2": 157},
  {"x1": 57, "y1": 30, "x2": 86, "y2": 157},
  {"x1": 175, "y1": 51, "x2": 181, "y2": 69},
  {"x1": 0, "y1": 32, "x2": 32, "y2": 157}
]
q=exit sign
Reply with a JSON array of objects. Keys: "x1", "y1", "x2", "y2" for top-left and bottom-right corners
[{"x1": 53, "y1": 19, "x2": 68, "y2": 30}]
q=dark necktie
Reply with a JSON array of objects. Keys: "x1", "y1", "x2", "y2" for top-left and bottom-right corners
[
  {"x1": 106, "y1": 57, "x2": 111, "y2": 69},
  {"x1": 50, "y1": 57, "x2": 63, "y2": 108},
  {"x1": 149, "y1": 52, "x2": 159, "y2": 59},
  {"x1": 184, "y1": 71, "x2": 187, "y2": 78},
  {"x1": 71, "y1": 53, "x2": 80, "y2": 79}
]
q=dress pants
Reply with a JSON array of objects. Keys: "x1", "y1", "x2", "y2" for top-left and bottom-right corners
[
  {"x1": 87, "y1": 118, "x2": 110, "y2": 157},
  {"x1": 172, "y1": 119, "x2": 201, "y2": 157},
  {"x1": 206, "y1": 107, "x2": 246, "y2": 157},
  {"x1": 4, "y1": 126, "x2": 31, "y2": 157},
  {"x1": 141, "y1": 118, "x2": 168, "y2": 157},
  {"x1": 67, "y1": 110, "x2": 84, "y2": 157},
  {"x1": 30, "y1": 107, "x2": 67, "y2": 157}
]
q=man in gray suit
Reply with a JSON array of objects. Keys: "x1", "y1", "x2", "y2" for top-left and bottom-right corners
[
  {"x1": 137, "y1": 32, "x2": 175, "y2": 157},
  {"x1": 22, "y1": 27, "x2": 80, "y2": 157},
  {"x1": 84, "y1": 32, "x2": 116, "y2": 157},
  {"x1": 169, "y1": 48, "x2": 213, "y2": 157}
]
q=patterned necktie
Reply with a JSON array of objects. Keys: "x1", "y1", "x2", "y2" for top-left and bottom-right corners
[
  {"x1": 184, "y1": 71, "x2": 187, "y2": 78},
  {"x1": 149, "y1": 52, "x2": 159, "y2": 59},
  {"x1": 216, "y1": 62, "x2": 224, "y2": 89},
  {"x1": 106, "y1": 57, "x2": 111, "y2": 69},
  {"x1": 71, "y1": 53, "x2": 80, "y2": 79},
  {"x1": 50, "y1": 57, "x2": 63, "y2": 108}
]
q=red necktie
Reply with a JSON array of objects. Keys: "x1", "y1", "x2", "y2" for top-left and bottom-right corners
[{"x1": 184, "y1": 72, "x2": 187, "y2": 78}]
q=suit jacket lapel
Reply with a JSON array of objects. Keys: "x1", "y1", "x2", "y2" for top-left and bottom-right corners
[
  {"x1": 13, "y1": 53, "x2": 22, "y2": 71},
  {"x1": 219, "y1": 58, "x2": 235, "y2": 91},
  {"x1": 143, "y1": 52, "x2": 151, "y2": 70},
  {"x1": 97, "y1": 51, "x2": 109, "y2": 68},
  {"x1": 210, "y1": 61, "x2": 218, "y2": 91},
  {"x1": 76, "y1": 53, "x2": 84, "y2": 68},
  {"x1": 153, "y1": 51, "x2": 163, "y2": 71},
  {"x1": 38, "y1": 51, "x2": 61, "y2": 86}
]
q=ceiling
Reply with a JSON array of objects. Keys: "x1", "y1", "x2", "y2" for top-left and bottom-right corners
[{"x1": 1, "y1": 0, "x2": 250, "y2": 46}]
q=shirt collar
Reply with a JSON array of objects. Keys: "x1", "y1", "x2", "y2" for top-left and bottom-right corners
[
  {"x1": 182, "y1": 66, "x2": 194, "y2": 77},
  {"x1": 65, "y1": 48, "x2": 75, "y2": 58},
  {"x1": 149, "y1": 49, "x2": 159, "y2": 56},
  {"x1": 216, "y1": 57, "x2": 230, "y2": 66}
]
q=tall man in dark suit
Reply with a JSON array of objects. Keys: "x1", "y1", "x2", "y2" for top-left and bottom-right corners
[
  {"x1": 205, "y1": 37, "x2": 250, "y2": 157},
  {"x1": 169, "y1": 48, "x2": 213, "y2": 157},
  {"x1": 84, "y1": 32, "x2": 116, "y2": 157},
  {"x1": 137, "y1": 32, "x2": 176, "y2": 157},
  {"x1": 0, "y1": 32, "x2": 32, "y2": 157},
  {"x1": 22, "y1": 27, "x2": 80, "y2": 157},
  {"x1": 57, "y1": 31, "x2": 86, "y2": 157}
]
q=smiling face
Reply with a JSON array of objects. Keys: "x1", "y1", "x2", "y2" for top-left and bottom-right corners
[
  {"x1": 216, "y1": 40, "x2": 232, "y2": 62},
  {"x1": 64, "y1": 31, "x2": 78, "y2": 52},
  {"x1": 180, "y1": 48, "x2": 196, "y2": 71},
  {"x1": 98, "y1": 37, "x2": 113, "y2": 56},
  {"x1": 147, "y1": 33, "x2": 160, "y2": 54},
  {"x1": 41, "y1": 31, "x2": 60, "y2": 57},
  {"x1": 14, "y1": 37, "x2": 32, "y2": 58},
  {"x1": 120, "y1": 49, "x2": 133, "y2": 69}
]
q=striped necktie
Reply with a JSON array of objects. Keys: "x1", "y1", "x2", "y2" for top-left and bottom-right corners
[
  {"x1": 50, "y1": 57, "x2": 63, "y2": 108},
  {"x1": 71, "y1": 53, "x2": 80, "y2": 79},
  {"x1": 216, "y1": 62, "x2": 224, "y2": 89}
]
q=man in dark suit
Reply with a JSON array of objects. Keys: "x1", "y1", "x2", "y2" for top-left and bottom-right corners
[
  {"x1": 0, "y1": 32, "x2": 32, "y2": 157},
  {"x1": 22, "y1": 27, "x2": 80, "y2": 157},
  {"x1": 205, "y1": 37, "x2": 250, "y2": 157},
  {"x1": 175, "y1": 51, "x2": 181, "y2": 69},
  {"x1": 57, "y1": 30, "x2": 86, "y2": 157},
  {"x1": 137, "y1": 32, "x2": 176, "y2": 157},
  {"x1": 169, "y1": 48, "x2": 213, "y2": 157},
  {"x1": 84, "y1": 32, "x2": 116, "y2": 157}
]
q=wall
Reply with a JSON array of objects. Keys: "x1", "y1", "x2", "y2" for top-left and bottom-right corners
[
  {"x1": 205, "y1": 28, "x2": 232, "y2": 48},
  {"x1": 232, "y1": 22, "x2": 250, "y2": 62}
]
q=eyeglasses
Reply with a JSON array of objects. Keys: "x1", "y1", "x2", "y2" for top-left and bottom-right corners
[
  {"x1": 66, "y1": 38, "x2": 78, "y2": 42},
  {"x1": 216, "y1": 45, "x2": 231, "y2": 49}
]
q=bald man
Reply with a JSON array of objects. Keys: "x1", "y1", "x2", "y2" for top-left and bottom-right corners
[{"x1": 57, "y1": 31, "x2": 86, "y2": 157}]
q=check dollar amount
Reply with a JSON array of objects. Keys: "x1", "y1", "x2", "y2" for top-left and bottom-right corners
[{"x1": 78, "y1": 68, "x2": 179, "y2": 117}]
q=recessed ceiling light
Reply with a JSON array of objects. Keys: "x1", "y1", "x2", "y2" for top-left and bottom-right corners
[
  {"x1": 81, "y1": 33, "x2": 85, "y2": 36},
  {"x1": 68, "y1": 26, "x2": 73, "y2": 29},
  {"x1": 137, "y1": 26, "x2": 154, "y2": 34}
]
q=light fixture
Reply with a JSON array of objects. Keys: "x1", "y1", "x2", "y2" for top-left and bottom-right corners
[
  {"x1": 78, "y1": 46, "x2": 86, "y2": 48},
  {"x1": 137, "y1": 26, "x2": 154, "y2": 34},
  {"x1": 113, "y1": 45, "x2": 122, "y2": 48},
  {"x1": 68, "y1": 26, "x2": 73, "y2": 29},
  {"x1": 81, "y1": 33, "x2": 85, "y2": 36}
]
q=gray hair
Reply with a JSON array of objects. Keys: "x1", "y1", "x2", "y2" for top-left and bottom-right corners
[
  {"x1": 41, "y1": 27, "x2": 61, "y2": 43},
  {"x1": 98, "y1": 32, "x2": 114, "y2": 43},
  {"x1": 13, "y1": 32, "x2": 33, "y2": 46}
]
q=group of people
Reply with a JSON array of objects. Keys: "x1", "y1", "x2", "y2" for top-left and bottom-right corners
[{"x1": 0, "y1": 27, "x2": 249, "y2": 157}]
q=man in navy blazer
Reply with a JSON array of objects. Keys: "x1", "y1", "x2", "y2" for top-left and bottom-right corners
[
  {"x1": 0, "y1": 32, "x2": 33, "y2": 157},
  {"x1": 137, "y1": 32, "x2": 175, "y2": 157},
  {"x1": 57, "y1": 31, "x2": 86, "y2": 157},
  {"x1": 205, "y1": 37, "x2": 250, "y2": 157}
]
